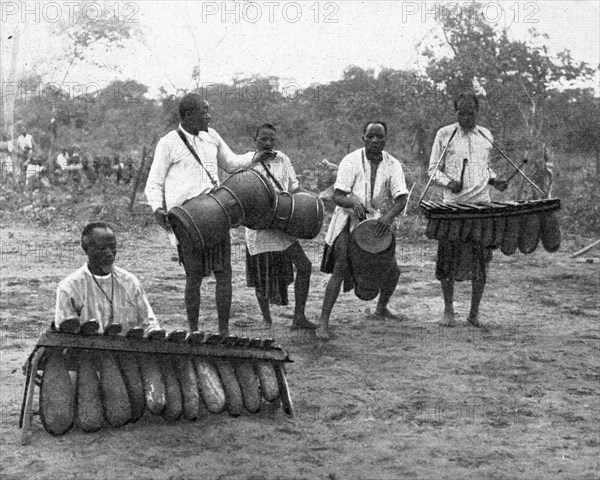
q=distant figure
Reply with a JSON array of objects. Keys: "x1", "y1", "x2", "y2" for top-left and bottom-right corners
[
  {"x1": 25, "y1": 156, "x2": 49, "y2": 188},
  {"x1": 112, "y1": 155, "x2": 124, "y2": 184},
  {"x1": 16, "y1": 126, "x2": 34, "y2": 183},
  {"x1": 55, "y1": 222, "x2": 160, "y2": 334},
  {"x1": 0, "y1": 134, "x2": 15, "y2": 183}
]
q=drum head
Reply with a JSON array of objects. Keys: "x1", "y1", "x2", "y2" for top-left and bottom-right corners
[{"x1": 352, "y1": 219, "x2": 393, "y2": 254}]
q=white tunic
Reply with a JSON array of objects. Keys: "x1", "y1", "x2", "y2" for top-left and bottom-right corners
[
  {"x1": 243, "y1": 151, "x2": 300, "y2": 255},
  {"x1": 428, "y1": 123, "x2": 497, "y2": 203},
  {"x1": 55, "y1": 265, "x2": 160, "y2": 334},
  {"x1": 324, "y1": 148, "x2": 408, "y2": 246}
]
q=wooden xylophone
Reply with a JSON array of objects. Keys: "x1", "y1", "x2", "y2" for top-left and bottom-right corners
[
  {"x1": 420, "y1": 198, "x2": 562, "y2": 255},
  {"x1": 20, "y1": 321, "x2": 293, "y2": 444}
]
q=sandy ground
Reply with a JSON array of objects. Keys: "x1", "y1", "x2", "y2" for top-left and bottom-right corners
[{"x1": 1, "y1": 220, "x2": 599, "y2": 480}]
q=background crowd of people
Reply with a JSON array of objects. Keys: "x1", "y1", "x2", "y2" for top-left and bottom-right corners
[{"x1": 0, "y1": 126, "x2": 137, "y2": 189}]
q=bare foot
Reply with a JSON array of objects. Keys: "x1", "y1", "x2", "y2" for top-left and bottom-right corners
[
  {"x1": 467, "y1": 313, "x2": 481, "y2": 327},
  {"x1": 374, "y1": 307, "x2": 407, "y2": 321},
  {"x1": 315, "y1": 326, "x2": 331, "y2": 340},
  {"x1": 439, "y1": 311, "x2": 457, "y2": 327},
  {"x1": 291, "y1": 316, "x2": 317, "y2": 330}
]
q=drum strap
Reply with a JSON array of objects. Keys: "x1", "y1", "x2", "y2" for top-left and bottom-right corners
[
  {"x1": 259, "y1": 160, "x2": 285, "y2": 192},
  {"x1": 176, "y1": 129, "x2": 218, "y2": 187}
]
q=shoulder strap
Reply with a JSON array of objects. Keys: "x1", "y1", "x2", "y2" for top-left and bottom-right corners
[
  {"x1": 259, "y1": 158, "x2": 285, "y2": 192},
  {"x1": 176, "y1": 129, "x2": 218, "y2": 187}
]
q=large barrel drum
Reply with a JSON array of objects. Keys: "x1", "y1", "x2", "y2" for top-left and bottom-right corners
[
  {"x1": 168, "y1": 188, "x2": 237, "y2": 251},
  {"x1": 249, "y1": 192, "x2": 324, "y2": 239},
  {"x1": 348, "y1": 219, "x2": 396, "y2": 301},
  {"x1": 223, "y1": 169, "x2": 275, "y2": 228}
]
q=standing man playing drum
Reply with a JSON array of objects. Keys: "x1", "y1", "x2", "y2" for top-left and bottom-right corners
[
  {"x1": 145, "y1": 94, "x2": 275, "y2": 336},
  {"x1": 243, "y1": 123, "x2": 316, "y2": 331},
  {"x1": 428, "y1": 93, "x2": 508, "y2": 327},
  {"x1": 317, "y1": 121, "x2": 409, "y2": 340}
]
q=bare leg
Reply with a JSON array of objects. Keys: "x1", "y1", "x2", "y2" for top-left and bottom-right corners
[
  {"x1": 184, "y1": 272, "x2": 203, "y2": 332},
  {"x1": 374, "y1": 263, "x2": 402, "y2": 319},
  {"x1": 288, "y1": 243, "x2": 315, "y2": 330},
  {"x1": 467, "y1": 276, "x2": 485, "y2": 327},
  {"x1": 214, "y1": 263, "x2": 232, "y2": 337},
  {"x1": 439, "y1": 279, "x2": 456, "y2": 326},
  {"x1": 256, "y1": 291, "x2": 272, "y2": 326}
]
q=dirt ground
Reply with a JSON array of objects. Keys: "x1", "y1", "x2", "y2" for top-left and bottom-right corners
[{"x1": 1, "y1": 219, "x2": 599, "y2": 480}]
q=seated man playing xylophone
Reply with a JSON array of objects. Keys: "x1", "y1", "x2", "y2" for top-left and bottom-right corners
[
  {"x1": 428, "y1": 93, "x2": 508, "y2": 327},
  {"x1": 54, "y1": 222, "x2": 160, "y2": 334}
]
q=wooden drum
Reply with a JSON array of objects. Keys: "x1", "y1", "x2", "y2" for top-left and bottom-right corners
[
  {"x1": 348, "y1": 219, "x2": 396, "y2": 301},
  {"x1": 249, "y1": 191, "x2": 324, "y2": 239},
  {"x1": 421, "y1": 198, "x2": 561, "y2": 255}
]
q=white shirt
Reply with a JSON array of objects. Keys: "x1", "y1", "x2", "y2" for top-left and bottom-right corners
[
  {"x1": 243, "y1": 151, "x2": 300, "y2": 255},
  {"x1": 145, "y1": 126, "x2": 249, "y2": 212},
  {"x1": 55, "y1": 265, "x2": 160, "y2": 334},
  {"x1": 17, "y1": 134, "x2": 33, "y2": 152},
  {"x1": 428, "y1": 123, "x2": 497, "y2": 203},
  {"x1": 324, "y1": 148, "x2": 408, "y2": 245},
  {"x1": 56, "y1": 153, "x2": 68, "y2": 170}
]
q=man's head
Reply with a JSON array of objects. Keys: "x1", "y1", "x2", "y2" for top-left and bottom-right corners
[
  {"x1": 454, "y1": 93, "x2": 479, "y2": 131},
  {"x1": 362, "y1": 121, "x2": 388, "y2": 157},
  {"x1": 81, "y1": 222, "x2": 117, "y2": 275},
  {"x1": 19, "y1": 126, "x2": 27, "y2": 136},
  {"x1": 179, "y1": 94, "x2": 210, "y2": 133},
  {"x1": 254, "y1": 123, "x2": 277, "y2": 151}
]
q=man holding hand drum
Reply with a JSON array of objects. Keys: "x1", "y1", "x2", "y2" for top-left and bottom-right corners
[{"x1": 317, "y1": 121, "x2": 409, "y2": 340}]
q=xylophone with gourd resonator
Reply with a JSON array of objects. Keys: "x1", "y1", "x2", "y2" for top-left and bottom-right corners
[
  {"x1": 420, "y1": 198, "x2": 561, "y2": 255},
  {"x1": 20, "y1": 320, "x2": 294, "y2": 444}
]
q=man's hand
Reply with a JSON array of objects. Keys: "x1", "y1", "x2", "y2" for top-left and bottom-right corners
[
  {"x1": 252, "y1": 150, "x2": 277, "y2": 163},
  {"x1": 374, "y1": 215, "x2": 392, "y2": 237},
  {"x1": 154, "y1": 208, "x2": 170, "y2": 230},
  {"x1": 447, "y1": 180, "x2": 462, "y2": 194},
  {"x1": 490, "y1": 178, "x2": 508, "y2": 191},
  {"x1": 351, "y1": 196, "x2": 367, "y2": 221}
]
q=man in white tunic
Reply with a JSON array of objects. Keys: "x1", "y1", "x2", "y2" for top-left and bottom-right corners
[
  {"x1": 243, "y1": 124, "x2": 315, "y2": 331},
  {"x1": 428, "y1": 93, "x2": 507, "y2": 327},
  {"x1": 145, "y1": 94, "x2": 275, "y2": 335},
  {"x1": 317, "y1": 121, "x2": 409, "y2": 340},
  {"x1": 55, "y1": 222, "x2": 160, "y2": 334}
]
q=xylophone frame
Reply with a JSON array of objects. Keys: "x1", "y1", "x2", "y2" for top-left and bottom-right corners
[{"x1": 19, "y1": 330, "x2": 295, "y2": 445}]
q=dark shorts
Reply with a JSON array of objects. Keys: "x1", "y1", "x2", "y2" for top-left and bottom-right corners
[
  {"x1": 320, "y1": 222, "x2": 355, "y2": 293},
  {"x1": 245, "y1": 244, "x2": 295, "y2": 306},
  {"x1": 435, "y1": 240, "x2": 493, "y2": 282},
  {"x1": 178, "y1": 235, "x2": 231, "y2": 278}
]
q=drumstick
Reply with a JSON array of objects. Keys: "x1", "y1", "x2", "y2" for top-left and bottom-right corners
[
  {"x1": 506, "y1": 159, "x2": 528, "y2": 183},
  {"x1": 418, "y1": 127, "x2": 458, "y2": 205},
  {"x1": 477, "y1": 129, "x2": 546, "y2": 196}
]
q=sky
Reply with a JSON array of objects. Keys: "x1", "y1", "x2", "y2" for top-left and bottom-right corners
[{"x1": 2, "y1": 1, "x2": 599, "y2": 97}]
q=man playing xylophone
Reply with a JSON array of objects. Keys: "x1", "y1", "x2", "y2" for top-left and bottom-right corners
[
  {"x1": 243, "y1": 123, "x2": 316, "y2": 331},
  {"x1": 428, "y1": 93, "x2": 508, "y2": 327},
  {"x1": 317, "y1": 121, "x2": 409, "y2": 340},
  {"x1": 55, "y1": 222, "x2": 160, "y2": 334},
  {"x1": 145, "y1": 94, "x2": 275, "y2": 336}
]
